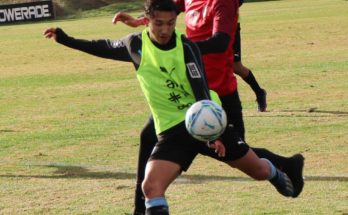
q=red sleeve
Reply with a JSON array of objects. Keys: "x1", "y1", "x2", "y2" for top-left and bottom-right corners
[
  {"x1": 212, "y1": 0, "x2": 239, "y2": 36},
  {"x1": 173, "y1": 0, "x2": 185, "y2": 12}
]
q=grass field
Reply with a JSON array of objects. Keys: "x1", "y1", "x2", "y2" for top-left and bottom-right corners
[{"x1": 0, "y1": 0, "x2": 348, "y2": 214}]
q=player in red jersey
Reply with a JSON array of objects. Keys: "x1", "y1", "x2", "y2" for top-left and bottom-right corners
[
  {"x1": 180, "y1": 0, "x2": 239, "y2": 96},
  {"x1": 112, "y1": 1, "x2": 304, "y2": 214},
  {"x1": 233, "y1": 20, "x2": 267, "y2": 112}
]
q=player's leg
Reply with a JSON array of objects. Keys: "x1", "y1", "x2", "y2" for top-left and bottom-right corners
[
  {"x1": 142, "y1": 160, "x2": 181, "y2": 215},
  {"x1": 236, "y1": 147, "x2": 304, "y2": 197},
  {"x1": 223, "y1": 128, "x2": 304, "y2": 197},
  {"x1": 234, "y1": 63, "x2": 267, "y2": 112},
  {"x1": 220, "y1": 89, "x2": 297, "y2": 168},
  {"x1": 223, "y1": 133, "x2": 296, "y2": 197},
  {"x1": 219, "y1": 128, "x2": 295, "y2": 196},
  {"x1": 133, "y1": 117, "x2": 158, "y2": 215},
  {"x1": 226, "y1": 147, "x2": 295, "y2": 197},
  {"x1": 220, "y1": 91, "x2": 245, "y2": 140},
  {"x1": 201, "y1": 125, "x2": 304, "y2": 197},
  {"x1": 142, "y1": 123, "x2": 199, "y2": 215},
  {"x1": 232, "y1": 23, "x2": 267, "y2": 112}
]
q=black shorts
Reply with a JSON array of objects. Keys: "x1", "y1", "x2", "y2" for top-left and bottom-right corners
[
  {"x1": 149, "y1": 121, "x2": 249, "y2": 171},
  {"x1": 233, "y1": 23, "x2": 241, "y2": 62}
]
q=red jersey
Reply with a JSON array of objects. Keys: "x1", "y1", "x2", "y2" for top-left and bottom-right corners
[{"x1": 175, "y1": 0, "x2": 239, "y2": 96}]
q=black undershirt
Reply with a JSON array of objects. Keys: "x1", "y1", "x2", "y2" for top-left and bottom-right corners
[{"x1": 149, "y1": 32, "x2": 177, "y2": 50}]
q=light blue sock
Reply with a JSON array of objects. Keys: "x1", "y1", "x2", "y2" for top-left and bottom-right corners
[
  {"x1": 260, "y1": 158, "x2": 277, "y2": 180},
  {"x1": 145, "y1": 197, "x2": 168, "y2": 209}
]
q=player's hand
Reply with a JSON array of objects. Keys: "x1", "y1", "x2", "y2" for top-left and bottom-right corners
[
  {"x1": 112, "y1": 12, "x2": 146, "y2": 27},
  {"x1": 43, "y1": 28, "x2": 58, "y2": 41},
  {"x1": 208, "y1": 139, "x2": 226, "y2": 157}
]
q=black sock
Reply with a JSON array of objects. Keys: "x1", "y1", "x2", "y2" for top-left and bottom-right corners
[
  {"x1": 145, "y1": 205, "x2": 169, "y2": 215},
  {"x1": 134, "y1": 117, "x2": 158, "y2": 214},
  {"x1": 133, "y1": 184, "x2": 145, "y2": 214},
  {"x1": 243, "y1": 70, "x2": 264, "y2": 96},
  {"x1": 252, "y1": 147, "x2": 288, "y2": 170}
]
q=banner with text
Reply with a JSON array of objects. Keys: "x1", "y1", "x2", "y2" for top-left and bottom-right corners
[{"x1": 0, "y1": 1, "x2": 54, "y2": 24}]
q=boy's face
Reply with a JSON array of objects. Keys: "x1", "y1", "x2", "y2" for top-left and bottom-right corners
[{"x1": 146, "y1": 10, "x2": 177, "y2": 45}]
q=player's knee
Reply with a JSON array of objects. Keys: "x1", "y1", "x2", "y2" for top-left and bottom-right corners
[
  {"x1": 141, "y1": 179, "x2": 153, "y2": 198},
  {"x1": 142, "y1": 179, "x2": 163, "y2": 199}
]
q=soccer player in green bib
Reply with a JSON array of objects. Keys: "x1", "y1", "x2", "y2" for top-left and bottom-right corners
[{"x1": 44, "y1": 0, "x2": 298, "y2": 214}]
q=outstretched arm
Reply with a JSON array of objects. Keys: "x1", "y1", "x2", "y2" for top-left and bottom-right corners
[
  {"x1": 43, "y1": 27, "x2": 132, "y2": 62},
  {"x1": 112, "y1": 12, "x2": 147, "y2": 27}
]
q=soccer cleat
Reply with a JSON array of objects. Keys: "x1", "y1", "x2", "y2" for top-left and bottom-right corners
[
  {"x1": 270, "y1": 170, "x2": 294, "y2": 197},
  {"x1": 282, "y1": 154, "x2": 305, "y2": 198},
  {"x1": 256, "y1": 89, "x2": 267, "y2": 112}
]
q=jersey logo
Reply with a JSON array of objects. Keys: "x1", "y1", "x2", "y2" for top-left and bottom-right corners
[
  {"x1": 109, "y1": 40, "x2": 125, "y2": 48},
  {"x1": 186, "y1": 10, "x2": 200, "y2": 26},
  {"x1": 160, "y1": 66, "x2": 175, "y2": 75},
  {"x1": 237, "y1": 138, "x2": 246, "y2": 145},
  {"x1": 186, "y1": 5, "x2": 209, "y2": 27},
  {"x1": 187, "y1": 62, "x2": 201, "y2": 78}
]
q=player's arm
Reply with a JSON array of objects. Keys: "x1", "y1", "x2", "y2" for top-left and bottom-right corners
[
  {"x1": 195, "y1": 32, "x2": 230, "y2": 55},
  {"x1": 43, "y1": 27, "x2": 132, "y2": 62},
  {"x1": 196, "y1": 0, "x2": 238, "y2": 55},
  {"x1": 112, "y1": 1, "x2": 183, "y2": 27},
  {"x1": 182, "y1": 37, "x2": 211, "y2": 101},
  {"x1": 183, "y1": 38, "x2": 226, "y2": 156},
  {"x1": 112, "y1": 12, "x2": 147, "y2": 27}
]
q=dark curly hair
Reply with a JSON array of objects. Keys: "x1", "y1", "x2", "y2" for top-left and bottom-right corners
[{"x1": 144, "y1": 0, "x2": 178, "y2": 17}]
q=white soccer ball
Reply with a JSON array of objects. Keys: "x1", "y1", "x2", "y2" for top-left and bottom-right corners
[{"x1": 185, "y1": 100, "x2": 227, "y2": 142}]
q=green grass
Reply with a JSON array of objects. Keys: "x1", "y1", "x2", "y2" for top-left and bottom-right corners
[
  {"x1": 1, "y1": 0, "x2": 348, "y2": 214},
  {"x1": 62, "y1": 0, "x2": 144, "y2": 19}
]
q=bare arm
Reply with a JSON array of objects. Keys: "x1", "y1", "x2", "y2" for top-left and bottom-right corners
[{"x1": 112, "y1": 12, "x2": 147, "y2": 27}]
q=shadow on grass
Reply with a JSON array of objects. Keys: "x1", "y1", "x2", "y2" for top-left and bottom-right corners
[
  {"x1": 0, "y1": 164, "x2": 347, "y2": 183},
  {"x1": 280, "y1": 108, "x2": 348, "y2": 115},
  {"x1": 247, "y1": 108, "x2": 348, "y2": 118},
  {"x1": 0, "y1": 129, "x2": 16, "y2": 133}
]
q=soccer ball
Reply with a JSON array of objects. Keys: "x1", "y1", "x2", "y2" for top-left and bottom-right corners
[{"x1": 185, "y1": 100, "x2": 227, "y2": 142}]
